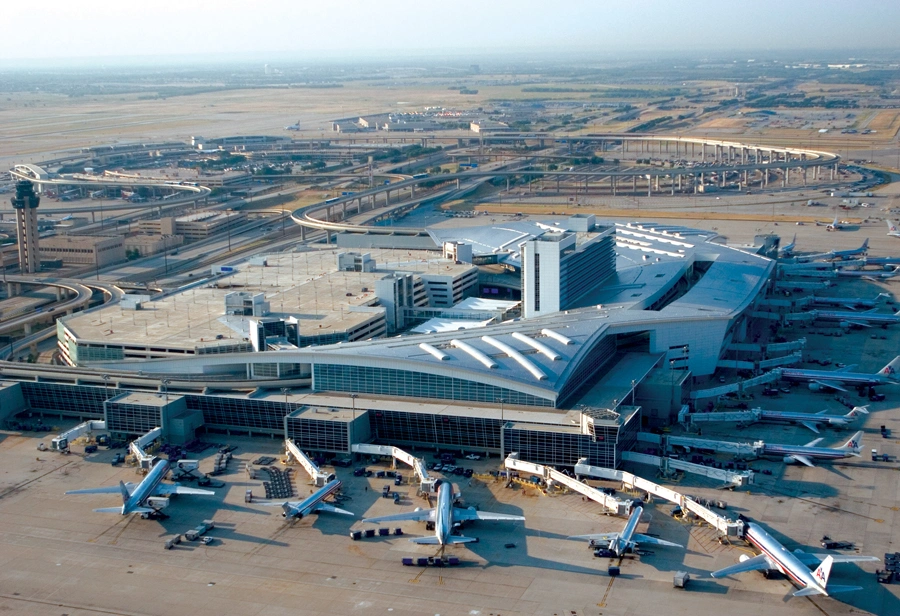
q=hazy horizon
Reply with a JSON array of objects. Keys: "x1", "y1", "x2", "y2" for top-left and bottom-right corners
[{"x1": 2, "y1": 0, "x2": 898, "y2": 67}]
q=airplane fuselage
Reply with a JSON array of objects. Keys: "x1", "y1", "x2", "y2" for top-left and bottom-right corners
[
  {"x1": 816, "y1": 310, "x2": 900, "y2": 325},
  {"x1": 744, "y1": 522, "x2": 821, "y2": 591},
  {"x1": 760, "y1": 442, "x2": 855, "y2": 462},
  {"x1": 780, "y1": 367, "x2": 891, "y2": 388},
  {"x1": 287, "y1": 479, "x2": 343, "y2": 519},
  {"x1": 611, "y1": 504, "x2": 643, "y2": 556},
  {"x1": 434, "y1": 481, "x2": 454, "y2": 545},
  {"x1": 122, "y1": 459, "x2": 170, "y2": 515},
  {"x1": 758, "y1": 410, "x2": 854, "y2": 428}
]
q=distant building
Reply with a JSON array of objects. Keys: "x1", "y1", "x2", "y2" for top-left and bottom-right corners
[
  {"x1": 40, "y1": 235, "x2": 125, "y2": 267},
  {"x1": 470, "y1": 119, "x2": 511, "y2": 133},
  {"x1": 123, "y1": 234, "x2": 184, "y2": 257}
]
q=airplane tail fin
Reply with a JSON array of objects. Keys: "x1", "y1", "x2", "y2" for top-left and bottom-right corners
[
  {"x1": 847, "y1": 405, "x2": 870, "y2": 418},
  {"x1": 812, "y1": 555, "x2": 834, "y2": 590},
  {"x1": 861, "y1": 238, "x2": 869, "y2": 251},
  {"x1": 839, "y1": 431, "x2": 864, "y2": 453},
  {"x1": 119, "y1": 481, "x2": 131, "y2": 504},
  {"x1": 887, "y1": 220, "x2": 898, "y2": 234},
  {"x1": 878, "y1": 355, "x2": 900, "y2": 379}
]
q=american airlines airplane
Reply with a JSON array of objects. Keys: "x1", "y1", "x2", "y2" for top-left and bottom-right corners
[
  {"x1": 756, "y1": 406, "x2": 868, "y2": 434},
  {"x1": 761, "y1": 431, "x2": 863, "y2": 467},
  {"x1": 780, "y1": 355, "x2": 900, "y2": 391},
  {"x1": 829, "y1": 238, "x2": 869, "y2": 260},
  {"x1": 261, "y1": 479, "x2": 353, "y2": 520},
  {"x1": 886, "y1": 219, "x2": 900, "y2": 238},
  {"x1": 568, "y1": 502, "x2": 682, "y2": 557},
  {"x1": 65, "y1": 459, "x2": 214, "y2": 515},
  {"x1": 362, "y1": 480, "x2": 524, "y2": 546},
  {"x1": 711, "y1": 517, "x2": 879, "y2": 597},
  {"x1": 809, "y1": 293, "x2": 889, "y2": 310},
  {"x1": 816, "y1": 214, "x2": 843, "y2": 232},
  {"x1": 815, "y1": 308, "x2": 900, "y2": 327}
]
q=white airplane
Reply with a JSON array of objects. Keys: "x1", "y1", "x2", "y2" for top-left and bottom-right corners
[
  {"x1": 711, "y1": 517, "x2": 879, "y2": 597},
  {"x1": 65, "y1": 459, "x2": 214, "y2": 515},
  {"x1": 362, "y1": 480, "x2": 524, "y2": 546},
  {"x1": 760, "y1": 431, "x2": 863, "y2": 467},
  {"x1": 809, "y1": 294, "x2": 889, "y2": 310},
  {"x1": 816, "y1": 214, "x2": 843, "y2": 231},
  {"x1": 780, "y1": 355, "x2": 900, "y2": 392},
  {"x1": 815, "y1": 307, "x2": 900, "y2": 327},
  {"x1": 568, "y1": 502, "x2": 682, "y2": 557},
  {"x1": 829, "y1": 238, "x2": 868, "y2": 260},
  {"x1": 835, "y1": 266, "x2": 900, "y2": 281},
  {"x1": 756, "y1": 406, "x2": 868, "y2": 434},
  {"x1": 887, "y1": 220, "x2": 900, "y2": 238},
  {"x1": 260, "y1": 479, "x2": 353, "y2": 520},
  {"x1": 779, "y1": 234, "x2": 797, "y2": 257}
]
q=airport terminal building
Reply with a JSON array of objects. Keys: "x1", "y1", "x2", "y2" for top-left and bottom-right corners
[{"x1": 7, "y1": 220, "x2": 775, "y2": 468}]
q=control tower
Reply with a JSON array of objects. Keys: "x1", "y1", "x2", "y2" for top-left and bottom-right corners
[{"x1": 11, "y1": 180, "x2": 41, "y2": 273}]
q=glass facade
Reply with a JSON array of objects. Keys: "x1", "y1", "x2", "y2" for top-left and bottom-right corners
[
  {"x1": 557, "y1": 335, "x2": 617, "y2": 406},
  {"x1": 285, "y1": 417, "x2": 349, "y2": 453},
  {"x1": 370, "y1": 409, "x2": 501, "y2": 451},
  {"x1": 21, "y1": 382, "x2": 107, "y2": 419},
  {"x1": 106, "y1": 402, "x2": 162, "y2": 435},
  {"x1": 314, "y1": 364, "x2": 553, "y2": 407}
]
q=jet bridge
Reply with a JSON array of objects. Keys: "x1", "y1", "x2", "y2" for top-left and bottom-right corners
[
  {"x1": 639, "y1": 431, "x2": 760, "y2": 457},
  {"x1": 129, "y1": 427, "x2": 162, "y2": 470},
  {"x1": 51, "y1": 420, "x2": 107, "y2": 452},
  {"x1": 285, "y1": 438, "x2": 333, "y2": 487},
  {"x1": 574, "y1": 459, "x2": 743, "y2": 537},
  {"x1": 621, "y1": 451, "x2": 753, "y2": 487},
  {"x1": 689, "y1": 370, "x2": 781, "y2": 400},
  {"x1": 352, "y1": 443, "x2": 437, "y2": 493},
  {"x1": 504, "y1": 453, "x2": 630, "y2": 515}
]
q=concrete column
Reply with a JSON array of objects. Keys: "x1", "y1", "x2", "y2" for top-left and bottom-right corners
[
  {"x1": 300, "y1": 225, "x2": 306, "y2": 241},
  {"x1": 648, "y1": 177, "x2": 652, "y2": 197},
  {"x1": 557, "y1": 178, "x2": 561, "y2": 193},
  {"x1": 702, "y1": 143, "x2": 706, "y2": 159},
  {"x1": 655, "y1": 176, "x2": 660, "y2": 191},
  {"x1": 612, "y1": 176, "x2": 617, "y2": 195},
  {"x1": 24, "y1": 322, "x2": 32, "y2": 335},
  {"x1": 506, "y1": 177, "x2": 510, "y2": 191},
  {"x1": 782, "y1": 169, "x2": 787, "y2": 188},
  {"x1": 632, "y1": 176, "x2": 637, "y2": 192},
  {"x1": 677, "y1": 174, "x2": 682, "y2": 191},
  {"x1": 764, "y1": 169, "x2": 768, "y2": 186}
]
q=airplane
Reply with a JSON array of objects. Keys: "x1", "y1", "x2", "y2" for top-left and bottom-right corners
[
  {"x1": 65, "y1": 459, "x2": 214, "y2": 515},
  {"x1": 865, "y1": 256, "x2": 900, "y2": 267},
  {"x1": 362, "y1": 480, "x2": 524, "y2": 546},
  {"x1": 809, "y1": 293, "x2": 889, "y2": 310},
  {"x1": 829, "y1": 238, "x2": 868, "y2": 261},
  {"x1": 780, "y1": 355, "x2": 900, "y2": 392},
  {"x1": 816, "y1": 214, "x2": 843, "y2": 231},
  {"x1": 778, "y1": 234, "x2": 797, "y2": 257},
  {"x1": 834, "y1": 266, "x2": 900, "y2": 281},
  {"x1": 711, "y1": 517, "x2": 879, "y2": 597},
  {"x1": 760, "y1": 431, "x2": 863, "y2": 467},
  {"x1": 886, "y1": 220, "x2": 900, "y2": 238},
  {"x1": 815, "y1": 308, "x2": 900, "y2": 327},
  {"x1": 284, "y1": 122, "x2": 301, "y2": 131},
  {"x1": 259, "y1": 479, "x2": 353, "y2": 520},
  {"x1": 568, "y1": 502, "x2": 682, "y2": 557},
  {"x1": 756, "y1": 406, "x2": 868, "y2": 434}
]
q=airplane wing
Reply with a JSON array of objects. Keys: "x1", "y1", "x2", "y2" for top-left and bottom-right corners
[
  {"x1": 453, "y1": 507, "x2": 525, "y2": 522},
  {"x1": 803, "y1": 437, "x2": 824, "y2": 448},
  {"x1": 313, "y1": 503, "x2": 354, "y2": 516},
  {"x1": 363, "y1": 508, "x2": 435, "y2": 524},
  {"x1": 794, "y1": 551, "x2": 882, "y2": 566},
  {"x1": 632, "y1": 533, "x2": 683, "y2": 548},
  {"x1": 66, "y1": 483, "x2": 137, "y2": 495},
  {"x1": 845, "y1": 320, "x2": 872, "y2": 328},
  {"x1": 153, "y1": 484, "x2": 216, "y2": 496},
  {"x1": 568, "y1": 532, "x2": 618, "y2": 542},
  {"x1": 833, "y1": 364, "x2": 857, "y2": 372},
  {"x1": 801, "y1": 422, "x2": 821, "y2": 434},
  {"x1": 789, "y1": 454, "x2": 816, "y2": 467},
  {"x1": 710, "y1": 554, "x2": 773, "y2": 578},
  {"x1": 813, "y1": 379, "x2": 847, "y2": 392}
]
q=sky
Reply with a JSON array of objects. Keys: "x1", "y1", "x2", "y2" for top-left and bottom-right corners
[{"x1": 1, "y1": 0, "x2": 898, "y2": 64}]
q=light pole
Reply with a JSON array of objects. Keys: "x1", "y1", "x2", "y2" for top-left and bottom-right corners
[
  {"x1": 162, "y1": 379, "x2": 170, "y2": 405},
  {"x1": 281, "y1": 387, "x2": 290, "y2": 408},
  {"x1": 102, "y1": 374, "x2": 110, "y2": 399},
  {"x1": 631, "y1": 379, "x2": 636, "y2": 406}
]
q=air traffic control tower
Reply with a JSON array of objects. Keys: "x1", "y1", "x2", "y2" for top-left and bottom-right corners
[{"x1": 11, "y1": 180, "x2": 41, "y2": 274}]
